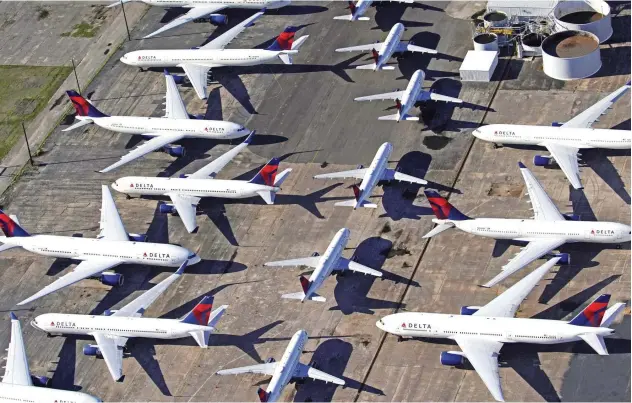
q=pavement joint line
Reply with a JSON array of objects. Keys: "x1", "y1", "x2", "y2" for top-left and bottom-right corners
[{"x1": 351, "y1": 52, "x2": 515, "y2": 401}]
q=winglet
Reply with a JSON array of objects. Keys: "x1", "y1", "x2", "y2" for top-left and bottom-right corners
[
  {"x1": 243, "y1": 130, "x2": 256, "y2": 145},
  {"x1": 175, "y1": 261, "x2": 188, "y2": 275},
  {"x1": 518, "y1": 161, "x2": 527, "y2": 169},
  {"x1": 9, "y1": 312, "x2": 17, "y2": 321}
]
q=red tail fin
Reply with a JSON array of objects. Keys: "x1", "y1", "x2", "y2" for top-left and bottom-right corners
[
  {"x1": 395, "y1": 98, "x2": 402, "y2": 111},
  {"x1": 299, "y1": 276, "x2": 310, "y2": 294},
  {"x1": 351, "y1": 184, "x2": 361, "y2": 201},
  {"x1": 371, "y1": 49, "x2": 379, "y2": 63},
  {"x1": 348, "y1": 1, "x2": 356, "y2": 14},
  {"x1": 257, "y1": 387, "x2": 269, "y2": 402}
]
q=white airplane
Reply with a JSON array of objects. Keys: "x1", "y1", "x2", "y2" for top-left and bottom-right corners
[
  {"x1": 0, "y1": 186, "x2": 200, "y2": 306},
  {"x1": 63, "y1": 72, "x2": 250, "y2": 173},
  {"x1": 422, "y1": 162, "x2": 631, "y2": 287},
  {"x1": 216, "y1": 329, "x2": 344, "y2": 402},
  {"x1": 314, "y1": 142, "x2": 427, "y2": 209},
  {"x1": 472, "y1": 82, "x2": 631, "y2": 189},
  {"x1": 376, "y1": 257, "x2": 626, "y2": 402},
  {"x1": 112, "y1": 134, "x2": 292, "y2": 233},
  {"x1": 108, "y1": 0, "x2": 291, "y2": 39},
  {"x1": 1, "y1": 313, "x2": 101, "y2": 402},
  {"x1": 265, "y1": 228, "x2": 381, "y2": 302},
  {"x1": 31, "y1": 262, "x2": 228, "y2": 382},
  {"x1": 334, "y1": 0, "x2": 415, "y2": 21},
  {"x1": 355, "y1": 69, "x2": 463, "y2": 121},
  {"x1": 120, "y1": 12, "x2": 309, "y2": 99},
  {"x1": 335, "y1": 22, "x2": 437, "y2": 71}
]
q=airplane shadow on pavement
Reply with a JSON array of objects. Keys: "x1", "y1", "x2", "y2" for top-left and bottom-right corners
[{"x1": 373, "y1": 1, "x2": 443, "y2": 32}]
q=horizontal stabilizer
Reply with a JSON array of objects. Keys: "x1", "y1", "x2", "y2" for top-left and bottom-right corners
[
  {"x1": 273, "y1": 168, "x2": 292, "y2": 187},
  {"x1": 600, "y1": 303, "x2": 626, "y2": 328},
  {"x1": 291, "y1": 35, "x2": 309, "y2": 51},
  {"x1": 335, "y1": 199, "x2": 377, "y2": 208},
  {"x1": 257, "y1": 191, "x2": 275, "y2": 205},
  {"x1": 189, "y1": 329, "x2": 213, "y2": 348},
  {"x1": 0, "y1": 243, "x2": 19, "y2": 253},
  {"x1": 333, "y1": 15, "x2": 370, "y2": 21},
  {"x1": 278, "y1": 53, "x2": 293, "y2": 65},
  {"x1": 579, "y1": 333, "x2": 608, "y2": 355},
  {"x1": 62, "y1": 119, "x2": 93, "y2": 132},
  {"x1": 422, "y1": 222, "x2": 454, "y2": 238},
  {"x1": 282, "y1": 291, "x2": 326, "y2": 302}
]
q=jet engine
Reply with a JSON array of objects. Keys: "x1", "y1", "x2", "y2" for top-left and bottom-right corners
[
  {"x1": 551, "y1": 122, "x2": 564, "y2": 127},
  {"x1": 179, "y1": 174, "x2": 190, "y2": 179},
  {"x1": 171, "y1": 74, "x2": 187, "y2": 85},
  {"x1": 188, "y1": 113, "x2": 205, "y2": 120},
  {"x1": 31, "y1": 375, "x2": 51, "y2": 387},
  {"x1": 553, "y1": 253, "x2": 571, "y2": 265},
  {"x1": 128, "y1": 233, "x2": 148, "y2": 242},
  {"x1": 440, "y1": 351, "x2": 465, "y2": 366},
  {"x1": 563, "y1": 213, "x2": 580, "y2": 221},
  {"x1": 159, "y1": 203, "x2": 177, "y2": 215},
  {"x1": 103, "y1": 309, "x2": 118, "y2": 316},
  {"x1": 460, "y1": 306, "x2": 482, "y2": 315},
  {"x1": 83, "y1": 344, "x2": 103, "y2": 358},
  {"x1": 163, "y1": 145, "x2": 186, "y2": 157},
  {"x1": 533, "y1": 155, "x2": 554, "y2": 166},
  {"x1": 194, "y1": 14, "x2": 228, "y2": 26},
  {"x1": 100, "y1": 272, "x2": 124, "y2": 287}
]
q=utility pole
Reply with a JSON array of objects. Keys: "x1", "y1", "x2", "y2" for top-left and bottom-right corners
[
  {"x1": 71, "y1": 58, "x2": 81, "y2": 94},
  {"x1": 22, "y1": 122, "x2": 33, "y2": 166},
  {"x1": 121, "y1": 0, "x2": 131, "y2": 41}
]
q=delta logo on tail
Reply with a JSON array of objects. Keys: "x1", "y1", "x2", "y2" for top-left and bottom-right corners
[
  {"x1": 299, "y1": 276, "x2": 310, "y2": 293},
  {"x1": 348, "y1": 1, "x2": 357, "y2": 15},
  {"x1": 569, "y1": 294, "x2": 610, "y2": 327},
  {"x1": 267, "y1": 26, "x2": 299, "y2": 51},
  {"x1": 66, "y1": 91, "x2": 108, "y2": 118},
  {"x1": 349, "y1": 184, "x2": 361, "y2": 201},
  {"x1": 249, "y1": 158, "x2": 280, "y2": 186},
  {"x1": 395, "y1": 98, "x2": 402, "y2": 111},
  {"x1": 257, "y1": 387, "x2": 269, "y2": 402},
  {"x1": 424, "y1": 190, "x2": 470, "y2": 221},
  {"x1": 371, "y1": 48, "x2": 379, "y2": 63},
  {"x1": 0, "y1": 210, "x2": 30, "y2": 237},
  {"x1": 192, "y1": 296, "x2": 214, "y2": 325}
]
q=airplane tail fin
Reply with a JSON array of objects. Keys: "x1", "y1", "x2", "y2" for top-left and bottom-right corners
[
  {"x1": 267, "y1": 26, "x2": 299, "y2": 51},
  {"x1": 333, "y1": 2, "x2": 370, "y2": 20},
  {"x1": 334, "y1": 184, "x2": 377, "y2": 208},
  {"x1": 249, "y1": 158, "x2": 280, "y2": 186},
  {"x1": 424, "y1": 190, "x2": 470, "y2": 221},
  {"x1": 281, "y1": 276, "x2": 326, "y2": 302},
  {"x1": 66, "y1": 90, "x2": 108, "y2": 118},
  {"x1": 181, "y1": 295, "x2": 215, "y2": 325},
  {"x1": 257, "y1": 387, "x2": 269, "y2": 403},
  {"x1": 568, "y1": 294, "x2": 610, "y2": 327},
  {"x1": 0, "y1": 210, "x2": 30, "y2": 238}
]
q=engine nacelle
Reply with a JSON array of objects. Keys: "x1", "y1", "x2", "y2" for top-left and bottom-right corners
[
  {"x1": 188, "y1": 113, "x2": 205, "y2": 120},
  {"x1": 83, "y1": 344, "x2": 102, "y2": 358},
  {"x1": 163, "y1": 145, "x2": 186, "y2": 157},
  {"x1": 171, "y1": 74, "x2": 187, "y2": 85},
  {"x1": 159, "y1": 203, "x2": 177, "y2": 215},
  {"x1": 31, "y1": 375, "x2": 51, "y2": 387},
  {"x1": 100, "y1": 272, "x2": 124, "y2": 287},
  {"x1": 551, "y1": 121, "x2": 564, "y2": 127},
  {"x1": 193, "y1": 14, "x2": 227, "y2": 25},
  {"x1": 563, "y1": 213, "x2": 580, "y2": 221},
  {"x1": 533, "y1": 155, "x2": 553, "y2": 167},
  {"x1": 553, "y1": 253, "x2": 571, "y2": 265},
  {"x1": 440, "y1": 351, "x2": 465, "y2": 366},
  {"x1": 128, "y1": 233, "x2": 148, "y2": 242},
  {"x1": 102, "y1": 309, "x2": 118, "y2": 316},
  {"x1": 460, "y1": 306, "x2": 482, "y2": 315}
]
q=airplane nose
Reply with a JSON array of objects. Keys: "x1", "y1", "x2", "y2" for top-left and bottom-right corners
[
  {"x1": 375, "y1": 319, "x2": 384, "y2": 330},
  {"x1": 30, "y1": 319, "x2": 41, "y2": 330},
  {"x1": 111, "y1": 181, "x2": 119, "y2": 191}
]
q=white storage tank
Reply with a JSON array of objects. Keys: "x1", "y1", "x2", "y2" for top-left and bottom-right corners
[
  {"x1": 542, "y1": 30, "x2": 601, "y2": 80},
  {"x1": 473, "y1": 33, "x2": 499, "y2": 51},
  {"x1": 522, "y1": 32, "x2": 548, "y2": 56},
  {"x1": 483, "y1": 10, "x2": 509, "y2": 28},
  {"x1": 460, "y1": 50, "x2": 499, "y2": 82},
  {"x1": 553, "y1": 0, "x2": 612, "y2": 43}
]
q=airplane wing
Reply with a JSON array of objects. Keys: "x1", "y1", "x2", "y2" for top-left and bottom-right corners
[
  {"x1": 167, "y1": 193, "x2": 201, "y2": 233},
  {"x1": 17, "y1": 258, "x2": 123, "y2": 305},
  {"x1": 482, "y1": 238, "x2": 566, "y2": 288},
  {"x1": 475, "y1": 258, "x2": 559, "y2": 318},
  {"x1": 216, "y1": 362, "x2": 277, "y2": 376},
  {"x1": 427, "y1": 92, "x2": 464, "y2": 104},
  {"x1": 187, "y1": 132, "x2": 254, "y2": 179},
  {"x1": 91, "y1": 332, "x2": 127, "y2": 381},
  {"x1": 113, "y1": 262, "x2": 187, "y2": 318},
  {"x1": 100, "y1": 132, "x2": 186, "y2": 173},
  {"x1": 2, "y1": 313, "x2": 33, "y2": 386},
  {"x1": 396, "y1": 42, "x2": 438, "y2": 54},
  {"x1": 382, "y1": 169, "x2": 428, "y2": 185},
  {"x1": 200, "y1": 12, "x2": 264, "y2": 50},
  {"x1": 294, "y1": 362, "x2": 345, "y2": 385},
  {"x1": 144, "y1": 5, "x2": 228, "y2": 39},
  {"x1": 541, "y1": 142, "x2": 583, "y2": 189},
  {"x1": 561, "y1": 83, "x2": 630, "y2": 129},
  {"x1": 264, "y1": 256, "x2": 321, "y2": 268},
  {"x1": 98, "y1": 185, "x2": 129, "y2": 241},
  {"x1": 313, "y1": 168, "x2": 368, "y2": 180},
  {"x1": 335, "y1": 43, "x2": 384, "y2": 53},
  {"x1": 164, "y1": 71, "x2": 189, "y2": 120},
  {"x1": 178, "y1": 63, "x2": 212, "y2": 100},
  {"x1": 518, "y1": 162, "x2": 564, "y2": 221},
  {"x1": 335, "y1": 258, "x2": 382, "y2": 277},
  {"x1": 453, "y1": 337, "x2": 504, "y2": 402},
  {"x1": 354, "y1": 91, "x2": 405, "y2": 102}
]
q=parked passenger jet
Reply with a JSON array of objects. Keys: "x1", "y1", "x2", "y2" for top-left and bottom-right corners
[
  {"x1": 334, "y1": 1, "x2": 415, "y2": 21},
  {"x1": 422, "y1": 162, "x2": 631, "y2": 287},
  {"x1": 1, "y1": 313, "x2": 101, "y2": 402},
  {"x1": 0, "y1": 186, "x2": 200, "y2": 306},
  {"x1": 376, "y1": 257, "x2": 626, "y2": 402},
  {"x1": 120, "y1": 12, "x2": 309, "y2": 99},
  {"x1": 64, "y1": 73, "x2": 249, "y2": 173},
  {"x1": 335, "y1": 22, "x2": 437, "y2": 71},
  {"x1": 31, "y1": 262, "x2": 227, "y2": 381},
  {"x1": 265, "y1": 228, "x2": 381, "y2": 302},
  {"x1": 112, "y1": 134, "x2": 292, "y2": 233},
  {"x1": 216, "y1": 329, "x2": 344, "y2": 402},
  {"x1": 108, "y1": 0, "x2": 291, "y2": 39},
  {"x1": 472, "y1": 82, "x2": 631, "y2": 189},
  {"x1": 355, "y1": 69, "x2": 462, "y2": 121},
  {"x1": 314, "y1": 142, "x2": 427, "y2": 209}
]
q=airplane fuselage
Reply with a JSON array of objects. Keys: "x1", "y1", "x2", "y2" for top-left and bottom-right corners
[
  {"x1": 80, "y1": 115, "x2": 247, "y2": 140},
  {"x1": 398, "y1": 69, "x2": 424, "y2": 119},
  {"x1": 266, "y1": 330, "x2": 307, "y2": 402},
  {"x1": 353, "y1": 0, "x2": 373, "y2": 20},
  {"x1": 121, "y1": 49, "x2": 287, "y2": 69},
  {"x1": 112, "y1": 176, "x2": 279, "y2": 200},
  {"x1": 377, "y1": 312, "x2": 614, "y2": 345},
  {"x1": 376, "y1": 22, "x2": 404, "y2": 69},
  {"x1": 441, "y1": 217, "x2": 631, "y2": 244},
  {"x1": 474, "y1": 124, "x2": 632, "y2": 150},
  {"x1": 356, "y1": 142, "x2": 393, "y2": 207},
  {"x1": 32, "y1": 313, "x2": 209, "y2": 341},
  {"x1": 305, "y1": 228, "x2": 350, "y2": 300},
  {"x1": 142, "y1": 0, "x2": 290, "y2": 9},
  {"x1": 0, "y1": 384, "x2": 100, "y2": 403},
  {"x1": 0, "y1": 235, "x2": 195, "y2": 266}
]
